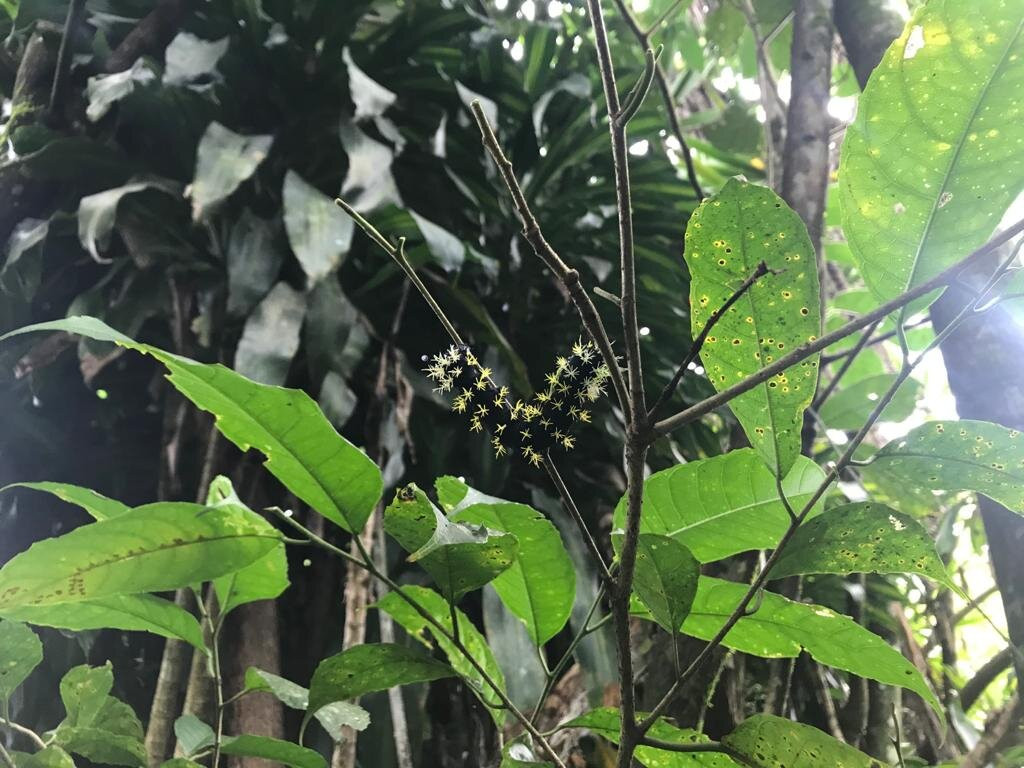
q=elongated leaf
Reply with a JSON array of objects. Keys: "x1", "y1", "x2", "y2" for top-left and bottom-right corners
[
  {"x1": 1, "y1": 317, "x2": 383, "y2": 533},
  {"x1": 377, "y1": 585, "x2": 507, "y2": 725},
  {"x1": 0, "y1": 501, "x2": 279, "y2": 610},
  {"x1": 439, "y1": 477, "x2": 575, "y2": 645},
  {"x1": 871, "y1": 419, "x2": 1024, "y2": 512},
  {"x1": 190, "y1": 122, "x2": 273, "y2": 220},
  {"x1": 233, "y1": 282, "x2": 306, "y2": 386},
  {"x1": 685, "y1": 178, "x2": 821, "y2": 476},
  {"x1": 562, "y1": 707, "x2": 740, "y2": 767},
  {"x1": 384, "y1": 485, "x2": 518, "y2": 602},
  {"x1": 633, "y1": 534, "x2": 700, "y2": 634},
  {"x1": 722, "y1": 714, "x2": 879, "y2": 767},
  {"x1": 679, "y1": 577, "x2": 941, "y2": 719},
  {"x1": 1, "y1": 482, "x2": 130, "y2": 520},
  {"x1": 771, "y1": 502, "x2": 950, "y2": 585},
  {"x1": 220, "y1": 735, "x2": 325, "y2": 768},
  {"x1": 283, "y1": 170, "x2": 353, "y2": 284},
  {"x1": 818, "y1": 374, "x2": 921, "y2": 430},
  {"x1": 613, "y1": 450, "x2": 825, "y2": 563},
  {"x1": 0, "y1": 619, "x2": 42, "y2": 699},
  {"x1": 3, "y1": 595, "x2": 206, "y2": 650},
  {"x1": 173, "y1": 716, "x2": 214, "y2": 757},
  {"x1": 840, "y1": 0, "x2": 1024, "y2": 308},
  {"x1": 11, "y1": 746, "x2": 76, "y2": 768},
  {"x1": 306, "y1": 643, "x2": 452, "y2": 728},
  {"x1": 243, "y1": 668, "x2": 369, "y2": 739}
]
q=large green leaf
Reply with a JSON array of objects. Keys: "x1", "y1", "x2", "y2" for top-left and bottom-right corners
[
  {"x1": 870, "y1": 419, "x2": 1024, "y2": 512},
  {"x1": 0, "y1": 619, "x2": 42, "y2": 699},
  {"x1": 613, "y1": 450, "x2": 825, "y2": 563},
  {"x1": 243, "y1": 668, "x2": 369, "y2": 739},
  {"x1": 220, "y1": 735, "x2": 325, "y2": 768},
  {"x1": 305, "y1": 643, "x2": 452, "y2": 729},
  {"x1": 684, "y1": 178, "x2": 821, "y2": 476},
  {"x1": 562, "y1": 707, "x2": 740, "y2": 767},
  {"x1": 11, "y1": 747, "x2": 76, "y2": 768},
  {"x1": 55, "y1": 665, "x2": 146, "y2": 768},
  {"x1": 679, "y1": 577, "x2": 941, "y2": 719},
  {"x1": 384, "y1": 485, "x2": 518, "y2": 602},
  {"x1": 438, "y1": 476, "x2": 575, "y2": 645},
  {"x1": 1, "y1": 482, "x2": 130, "y2": 520},
  {"x1": 770, "y1": 502, "x2": 951, "y2": 586},
  {"x1": 377, "y1": 585, "x2": 507, "y2": 725},
  {"x1": 173, "y1": 715, "x2": 214, "y2": 757},
  {"x1": 1, "y1": 317, "x2": 382, "y2": 533},
  {"x1": 632, "y1": 534, "x2": 700, "y2": 635},
  {"x1": 3, "y1": 595, "x2": 206, "y2": 651},
  {"x1": 0, "y1": 501, "x2": 279, "y2": 610},
  {"x1": 839, "y1": 0, "x2": 1024, "y2": 307},
  {"x1": 722, "y1": 715, "x2": 880, "y2": 767},
  {"x1": 818, "y1": 374, "x2": 921, "y2": 431}
]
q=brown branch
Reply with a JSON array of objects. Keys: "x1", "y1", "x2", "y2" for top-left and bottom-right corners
[
  {"x1": 960, "y1": 692, "x2": 1021, "y2": 768},
  {"x1": 961, "y1": 646, "x2": 1015, "y2": 712},
  {"x1": 48, "y1": 0, "x2": 87, "y2": 120},
  {"x1": 648, "y1": 261, "x2": 771, "y2": 419},
  {"x1": 105, "y1": 0, "x2": 193, "y2": 74},
  {"x1": 636, "y1": 736, "x2": 756, "y2": 766}
]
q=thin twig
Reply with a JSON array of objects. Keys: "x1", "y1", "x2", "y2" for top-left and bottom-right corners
[
  {"x1": 48, "y1": 0, "x2": 87, "y2": 119},
  {"x1": 812, "y1": 319, "x2": 881, "y2": 410},
  {"x1": 648, "y1": 261, "x2": 771, "y2": 418},
  {"x1": 543, "y1": 455, "x2": 612, "y2": 584}
]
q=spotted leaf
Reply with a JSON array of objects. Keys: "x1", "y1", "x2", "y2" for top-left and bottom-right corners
[
  {"x1": 723, "y1": 715, "x2": 882, "y2": 767},
  {"x1": 685, "y1": 178, "x2": 821, "y2": 477}
]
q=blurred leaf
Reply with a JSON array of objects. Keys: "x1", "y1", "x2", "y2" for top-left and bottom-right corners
[
  {"x1": 163, "y1": 33, "x2": 229, "y2": 87},
  {"x1": 482, "y1": 586, "x2": 545, "y2": 711},
  {"x1": 78, "y1": 178, "x2": 181, "y2": 262},
  {"x1": 304, "y1": 277, "x2": 368, "y2": 379},
  {"x1": 633, "y1": 533, "x2": 699, "y2": 635},
  {"x1": 339, "y1": 124, "x2": 402, "y2": 211},
  {"x1": 220, "y1": 735, "x2": 325, "y2": 768},
  {"x1": 0, "y1": 481, "x2": 129, "y2": 520},
  {"x1": 319, "y1": 370, "x2": 357, "y2": 428},
  {"x1": 86, "y1": 59, "x2": 156, "y2": 122},
  {"x1": 189, "y1": 122, "x2": 273, "y2": 220},
  {"x1": 723, "y1": 715, "x2": 878, "y2": 767},
  {"x1": 243, "y1": 668, "x2": 369, "y2": 740},
  {"x1": 0, "y1": 619, "x2": 42, "y2": 700},
  {"x1": 818, "y1": 373, "x2": 920, "y2": 430},
  {"x1": 173, "y1": 715, "x2": 214, "y2": 757},
  {"x1": 55, "y1": 665, "x2": 146, "y2": 767},
  {"x1": 1, "y1": 217, "x2": 47, "y2": 299},
  {"x1": 283, "y1": 170, "x2": 354, "y2": 284},
  {"x1": 344, "y1": 47, "x2": 396, "y2": 120},
  {"x1": 233, "y1": 282, "x2": 306, "y2": 385},
  {"x1": 226, "y1": 209, "x2": 284, "y2": 317},
  {"x1": 11, "y1": 747, "x2": 76, "y2": 768},
  {"x1": 411, "y1": 210, "x2": 465, "y2": 272}
]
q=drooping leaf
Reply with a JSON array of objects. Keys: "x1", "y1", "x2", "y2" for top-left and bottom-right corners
[
  {"x1": 818, "y1": 374, "x2": 921, "y2": 430},
  {"x1": 283, "y1": 170, "x2": 353, "y2": 284},
  {"x1": 562, "y1": 707, "x2": 740, "y2": 767},
  {"x1": 0, "y1": 500, "x2": 279, "y2": 610},
  {"x1": 305, "y1": 644, "x2": 452, "y2": 731},
  {"x1": 632, "y1": 534, "x2": 700, "y2": 634},
  {"x1": 0, "y1": 619, "x2": 43, "y2": 699},
  {"x1": 411, "y1": 211, "x2": 465, "y2": 272},
  {"x1": 770, "y1": 502, "x2": 951, "y2": 586},
  {"x1": 220, "y1": 735, "x2": 325, "y2": 768},
  {"x1": 439, "y1": 477, "x2": 575, "y2": 645},
  {"x1": 377, "y1": 585, "x2": 507, "y2": 725},
  {"x1": 839, "y1": 0, "x2": 1024, "y2": 309},
  {"x1": 243, "y1": 668, "x2": 369, "y2": 739},
  {"x1": 173, "y1": 715, "x2": 214, "y2": 757},
  {"x1": 11, "y1": 747, "x2": 76, "y2": 768},
  {"x1": 55, "y1": 665, "x2": 146, "y2": 768},
  {"x1": 613, "y1": 450, "x2": 825, "y2": 563},
  {"x1": 1, "y1": 481, "x2": 131, "y2": 520},
  {"x1": 384, "y1": 485, "x2": 518, "y2": 602},
  {"x1": 684, "y1": 178, "x2": 821, "y2": 476},
  {"x1": 233, "y1": 282, "x2": 306, "y2": 386},
  {"x1": 722, "y1": 714, "x2": 881, "y2": 767},
  {"x1": 1, "y1": 217, "x2": 47, "y2": 299},
  {"x1": 78, "y1": 179, "x2": 181, "y2": 262},
  {"x1": 343, "y1": 47, "x2": 396, "y2": 120},
  {"x1": 3, "y1": 594, "x2": 206, "y2": 651},
  {"x1": 482, "y1": 586, "x2": 546, "y2": 711},
  {"x1": 679, "y1": 577, "x2": 941, "y2": 719},
  {"x1": 163, "y1": 33, "x2": 229, "y2": 87},
  {"x1": 1, "y1": 317, "x2": 383, "y2": 533},
  {"x1": 86, "y1": 60, "x2": 156, "y2": 122},
  {"x1": 59, "y1": 664, "x2": 114, "y2": 726},
  {"x1": 189, "y1": 122, "x2": 273, "y2": 220},
  {"x1": 500, "y1": 740, "x2": 555, "y2": 768},
  {"x1": 870, "y1": 419, "x2": 1024, "y2": 512},
  {"x1": 226, "y1": 209, "x2": 284, "y2": 317}
]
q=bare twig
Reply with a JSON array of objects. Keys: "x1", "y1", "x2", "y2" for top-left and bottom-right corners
[
  {"x1": 959, "y1": 692, "x2": 1021, "y2": 768},
  {"x1": 543, "y1": 455, "x2": 613, "y2": 584},
  {"x1": 812, "y1": 319, "x2": 881, "y2": 410},
  {"x1": 48, "y1": 0, "x2": 87, "y2": 119}
]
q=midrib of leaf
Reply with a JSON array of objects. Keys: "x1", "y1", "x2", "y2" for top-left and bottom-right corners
[
  {"x1": 900, "y1": 11, "x2": 1024, "y2": 293},
  {"x1": 658, "y1": 487, "x2": 816, "y2": 539}
]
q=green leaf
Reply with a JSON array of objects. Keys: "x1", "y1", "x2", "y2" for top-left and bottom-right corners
[
  {"x1": 226, "y1": 209, "x2": 284, "y2": 317},
  {"x1": 0, "y1": 501, "x2": 279, "y2": 610},
  {"x1": 870, "y1": 419, "x2": 1024, "y2": 512},
  {"x1": 1, "y1": 317, "x2": 383, "y2": 534},
  {"x1": 684, "y1": 178, "x2": 821, "y2": 476},
  {"x1": 679, "y1": 577, "x2": 941, "y2": 720},
  {"x1": 283, "y1": 170, "x2": 353, "y2": 284},
  {"x1": 11, "y1": 747, "x2": 76, "y2": 768},
  {"x1": 377, "y1": 585, "x2": 508, "y2": 725},
  {"x1": 2, "y1": 594, "x2": 207, "y2": 651},
  {"x1": 384, "y1": 485, "x2": 518, "y2": 602},
  {"x1": 189, "y1": 122, "x2": 273, "y2": 220},
  {"x1": 243, "y1": 667, "x2": 369, "y2": 740},
  {"x1": 0, "y1": 619, "x2": 43, "y2": 699},
  {"x1": 163, "y1": 33, "x2": 229, "y2": 87},
  {"x1": 305, "y1": 643, "x2": 452, "y2": 730},
  {"x1": 2, "y1": 481, "x2": 131, "y2": 520},
  {"x1": 173, "y1": 715, "x2": 214, "y2": 757},
  {"x1": 56, "y1": 665, "x2": 146, "y2": 767},
  {"x1": 839, "y1": 0, "x2": 1024, "y2": 309},
  {"x1": 633, "y1": 534, "x2": 700, "y2": 634},
  {"x1": 722, "y1": 714, "x2": 881, "y2": 767},
  {"x1": 562, "y1": 707, "x2": 740, "y2": 767},
  {"x1": 613, "y1": 450, "x2": 825, "y2": 563},
  {"x1": 439, "y1": 477, "x2": 575, "y2": 645},
  {"x1": 501, "y1": 740, "x2": 555, "y2": 767},
  {"x1": 818, "y1": 374, "x2": 921, "y2": 430},
  {"x1": 160, "y1": 761, "x2": 203, "y2": 768},
  {"x1": 59, "y1": 664, "x2": 114, "y2": 726},
  {"x1": 220, "y1": 735, "x2": 325, "y2": 768},
  {"x1": 77, "y1": 179, "x2": 181, "y2": 262},
  {"x1": 85, "y1": 60, "x2": 156, "y2": 122},
  {"x1": 233, "y1": 282, "x2": 306, "y2": 386},
  {"x1": 770, "y1": 502, "x2": 951, "y2": 585}
]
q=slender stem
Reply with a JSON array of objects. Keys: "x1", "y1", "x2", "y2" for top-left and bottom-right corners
[
  {"x1": 336, "y1": 199, "x2": 464, "y2": 347},
  {"x1": 470, "y1": 101, "x2": 629, "y2": 415},
  {"x1": 48, "y1": 0, "x2": 87, "y2": 118},
  {"x1": 652, "y1": 216, "x2": 1024, "y2": 438},
  {"x1": 195, "y1": 597, "x2": 226, "y2": 768},
  {"x1": 543, "y1": 454, "x2": 612, "y2": 583},
  {"x1": 270, "y1": 509, "x2": 568, "y2": 768},
  {"x1": 636, "y1": 736, "x2": 757, "y2": 766},
  {"x1": 643, "y1": 0, "x2": 685, "y2": 35},
  {"x1": 648, "y1": 261, "x2": 771, "y2": 418},
  {"x1": 695, "y1": 650, "x2": 731, "y2": 732},
  {"x1": 617, "y1": 46, "x2": 661, "y2": 126},
  {"x1": 0, "y1": 739, "x2": 14, "y2": 768},
  {"x1": 819, "y1": 316, "x2": 930, "y2": 365}
]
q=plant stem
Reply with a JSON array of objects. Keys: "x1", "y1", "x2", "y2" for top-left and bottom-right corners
[
  {"x1": 543, "y1": 455, "x2": 612, "y2": 583},
  {"x1": 196, "y1": 598, "x2": 226, "y2": 768},
  {"x1": 812, "y1": 319, "x2": 881, "y2": 410}
]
